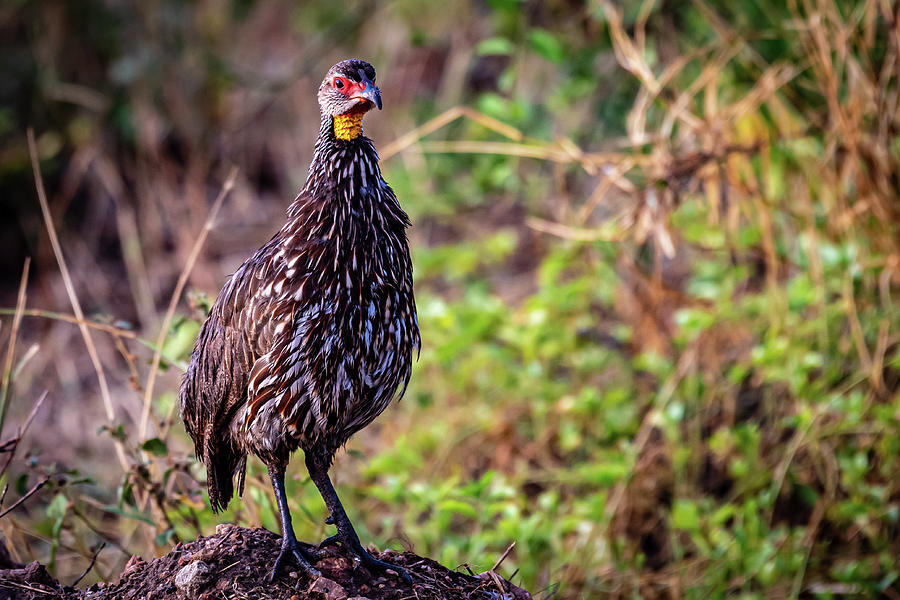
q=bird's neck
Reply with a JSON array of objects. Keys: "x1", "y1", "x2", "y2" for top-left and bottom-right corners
[
  {"x1": 287, "y1": 122, "x2": 410, "y2": 263},
  {"x1": 291, "y1": 119, "x2": 382, "y2": 212},
  {"x1": 332, "y1": 113, "x2": 365, "y2": 141}
]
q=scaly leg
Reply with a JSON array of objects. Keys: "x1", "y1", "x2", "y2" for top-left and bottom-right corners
[
  {"x1": 267, "y1": 464, "x2": 321, "y2": 581},
  {"x1": 305, "y1": 452, "x2": 411, "y2": 584}
]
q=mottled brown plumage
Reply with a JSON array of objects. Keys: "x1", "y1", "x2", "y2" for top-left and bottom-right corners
[{"x1": 179, "y1": 59, "x2": 418, "y2": 582}]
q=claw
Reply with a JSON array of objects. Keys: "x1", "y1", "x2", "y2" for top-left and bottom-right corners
[
  {"x1": 357, "y1": 550, "x2": 412, "y2": 585},
  {"x1": 269, "y1": 540, "x2": 321, "y2": 582},
  {"x1": 317, "y1": 531, "x2": 410, "y2": 582},
  {"x1": 343, "y1": 538, "x2": 411, "y2": 584}
]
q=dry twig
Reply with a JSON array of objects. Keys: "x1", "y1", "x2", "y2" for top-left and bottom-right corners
[
  {"x1": 70, "y1": 542, "x2": 107, "y2": 587},
  {"x1": 27, "y1": 128, "x2": 130, "y2": 473},
  {"x1": 139, "y1": 167, "x2": 238, "y2": 447},
  {"x1": 0, "y1": 476, "x2": 51, "y2": 519},
  {"x1": 0, "y1": 259, "x2": 29, "y2": 436}
]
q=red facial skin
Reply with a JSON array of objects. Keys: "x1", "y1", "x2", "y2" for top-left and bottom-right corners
[{"x1": 333, "y1": 77, "x2": 376, "y2": 112}]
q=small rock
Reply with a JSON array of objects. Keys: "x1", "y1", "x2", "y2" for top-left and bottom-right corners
[
  {"x1": 215, "y1": 523, "x2": 233, "y2": 535},
  {"x1": 175, "y1": 560, "x2": 210, "y2": 595},
  {"x1": 121, "y1": 555, "x2": 145, "y2": 577},
  {"x1": 319, "y1": 556, "x2": 350, "y2": 571},
  {"x1": 192, "y1": 547, "x2": 217, "y2": 563},
  {"x1": 307, "y1": 576, "x2": 348, "y2": 600}
]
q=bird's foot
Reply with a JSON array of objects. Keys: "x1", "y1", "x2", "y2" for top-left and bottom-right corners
[
  {"x1": 270, "y1": 537, "x2": 321, "y2": 582},
  {"x1": 315, "y1": 530, "x2": 410, "y2": 583},
  {"x1": 340, "y1": 538, "x2": 411, "y2": 585},
  {"x1": 355, "y1": 546, "x2": 412, "y2": 585}
]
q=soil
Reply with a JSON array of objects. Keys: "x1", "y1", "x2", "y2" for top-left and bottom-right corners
[{"x1": 0, "y1": 525, "x2": 531, "y2": 600}]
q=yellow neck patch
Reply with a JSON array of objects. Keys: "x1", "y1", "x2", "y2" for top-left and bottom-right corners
[{"x1": 333, "y1": 112, "x2": 365, "y2": 140}]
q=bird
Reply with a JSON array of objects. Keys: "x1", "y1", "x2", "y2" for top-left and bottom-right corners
[{"x1": 179, "y1": 58, "x2": 419, "y2": 583}]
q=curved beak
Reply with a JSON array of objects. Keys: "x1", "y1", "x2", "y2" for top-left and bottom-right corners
[{"x1": 352, "y1": 69, "x2": 382, "y2": 110}]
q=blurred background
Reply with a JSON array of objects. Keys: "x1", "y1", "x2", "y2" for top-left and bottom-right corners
[{"x1": 2, "y1": 0, "x2": 900, "y2": 597}]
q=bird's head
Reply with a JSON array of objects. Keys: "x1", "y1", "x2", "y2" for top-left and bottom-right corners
[{"x1": 318, "y1": 59, "x2": 382, "y2": 141}]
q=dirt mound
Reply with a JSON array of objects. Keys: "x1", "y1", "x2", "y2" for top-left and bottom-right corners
[
  {"x1": 0, "y1": 525, "x2": 530, "y2": 600},
  {"x1": 0, "y1": 561, "x2": 73, "y2": 600}
]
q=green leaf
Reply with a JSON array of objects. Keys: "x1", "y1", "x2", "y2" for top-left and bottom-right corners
[
  {"x1": 476, "y1": 37, "x2": 515, "y2": 56},
  {"x1": 15, "y1": 473, "x2": 28, "y2": 496},
  {"x1": 46, "y1": 493, "x2": 68, "y2": 521},
  {"x1": 100, "y1": 504, "x2": 155, "y2": 525},
  {"x1": 98, "y1": 424, "x2": 127, "y2": 442},
  {"x1": 528, "y1": 29, "x2": 564, "y2": 63},
  {"x1": 672, "y1": 499, "x2": 701, "y2": 532},
  {"x1": 575, "y1": 461, "x2": 628, "y2": 486},
  {"x1": 437, "y1": 499, "x2": 478, "y2": 519},
  {"x1": 140, "y1": 437, "x2": 169, "y2": 457},
  {"x1": 47, "y1": 493, "x2": 68, "y2": 573}
]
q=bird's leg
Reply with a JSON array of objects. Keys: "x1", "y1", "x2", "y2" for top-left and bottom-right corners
[
  {"x1": 267, "y1": 464, "x2": 321, "y2": 581},
  {"x1": 305, "y1": 452, "x2": 411, "y2": 584}
]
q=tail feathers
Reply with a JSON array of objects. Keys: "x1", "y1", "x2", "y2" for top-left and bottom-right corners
[
  {"x1": 203, "y1": 433, "x2": 247, "y2": 513},
  {"x1": 180, "y1": 312, "x2": 253, "y2": 513}
]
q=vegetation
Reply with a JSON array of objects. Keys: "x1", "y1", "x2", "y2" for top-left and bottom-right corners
[{"x1": 1, "y1": 0, "x2": 899, "y2": 598}]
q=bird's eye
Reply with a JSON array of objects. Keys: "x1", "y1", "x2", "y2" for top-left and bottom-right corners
[{"x1": 333, "y1": 77, "x2": 346, "y2": 89}]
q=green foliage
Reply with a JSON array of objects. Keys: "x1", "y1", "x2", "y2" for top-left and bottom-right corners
[
  {"x1": 45, "y1": 493, "x2": 68, "y2": 571},
  {"x1": 140, "y1": 438, "x2": 169, "y2": 457}
]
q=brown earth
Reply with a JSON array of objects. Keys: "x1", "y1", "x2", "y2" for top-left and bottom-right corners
[{"x1": 0, "y1": 525, "x2": 531, "y2": 600}]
